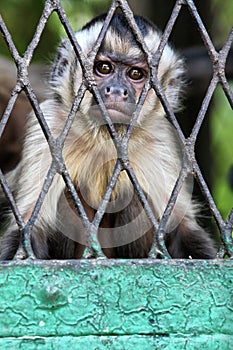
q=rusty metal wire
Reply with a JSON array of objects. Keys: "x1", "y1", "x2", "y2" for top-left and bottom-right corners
[{"x1": 0, "y1": 0, "x2": 232, "y2": 259}]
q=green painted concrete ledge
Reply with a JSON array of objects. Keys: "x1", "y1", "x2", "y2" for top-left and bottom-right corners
[{"x1": 0, "y1": 259, "x2": 232, "y2": 349}]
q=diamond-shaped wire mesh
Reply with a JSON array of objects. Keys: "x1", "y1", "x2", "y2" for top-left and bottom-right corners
[{"x1": 0, "y1": 0, "x2": 232, "y2": 259}]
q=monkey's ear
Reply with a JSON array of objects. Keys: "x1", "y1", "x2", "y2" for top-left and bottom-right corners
[
  {"x1": 162, "y1": 56, "x2": 185, "y2": 112},
  {"x1": 50, "y1": 39, "x2": 71, "y2": 87}
]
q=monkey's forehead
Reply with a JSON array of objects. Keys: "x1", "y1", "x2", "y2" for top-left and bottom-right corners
[
  {"x1": 75, "y1": 22, "x2": 161, "y2": 57},
  {"x1": 95, "y1": 51, "x2": 147, "y2": 67}
]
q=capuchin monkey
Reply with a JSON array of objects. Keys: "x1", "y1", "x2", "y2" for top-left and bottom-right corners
[{"x1": 0, "y1": 13, "x2": 216, "y2": 260}]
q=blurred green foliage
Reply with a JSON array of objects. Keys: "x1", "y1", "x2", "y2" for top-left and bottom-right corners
[
  {"x1": 211, "y1": 0, "x2": 233, "y2": 45},
  {"x1": 211, "y1": 85, "x2": 233, "y2": 220},
  {"x1": 0, "y1": 0, "x2": 109, "y2": 61}
]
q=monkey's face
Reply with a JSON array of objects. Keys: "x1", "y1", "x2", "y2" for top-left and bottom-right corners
[
  {"x1": 90, "y1": 54, "x2": 149, "y2": 124},
  {"x1": 51, "y1": 14, "x2": 184, "y2": 131}
]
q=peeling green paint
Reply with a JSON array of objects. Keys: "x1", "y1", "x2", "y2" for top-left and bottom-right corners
[{"x1": 0, "y1": 259, "x2": 232, "y2": 349}]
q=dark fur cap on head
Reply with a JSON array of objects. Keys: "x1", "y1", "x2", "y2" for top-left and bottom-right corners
[{"x1": 82, "y1": 12, "x2": 157, "y2": 40}]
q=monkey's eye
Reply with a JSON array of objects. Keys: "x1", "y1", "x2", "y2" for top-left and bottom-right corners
[
  {"x1": 128, "y1": 67, "x2": 144, "y2": 81},
  {"x1": 94, "y1": 61, "x2": 113, "y2": 75}
]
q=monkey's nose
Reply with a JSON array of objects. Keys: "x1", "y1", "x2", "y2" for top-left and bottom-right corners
[{"x1": 105, "y1": 85, "x2": 128, "y2": 101}]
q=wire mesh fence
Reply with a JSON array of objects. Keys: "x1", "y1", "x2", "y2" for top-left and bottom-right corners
[{"x1": 0, "y1": 0, "x2": 232, "y2": 260}]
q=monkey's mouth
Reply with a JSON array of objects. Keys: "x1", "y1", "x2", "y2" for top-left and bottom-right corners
[{"x1": 91, "y1": 103, "x2": 136, "y2": 124}]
